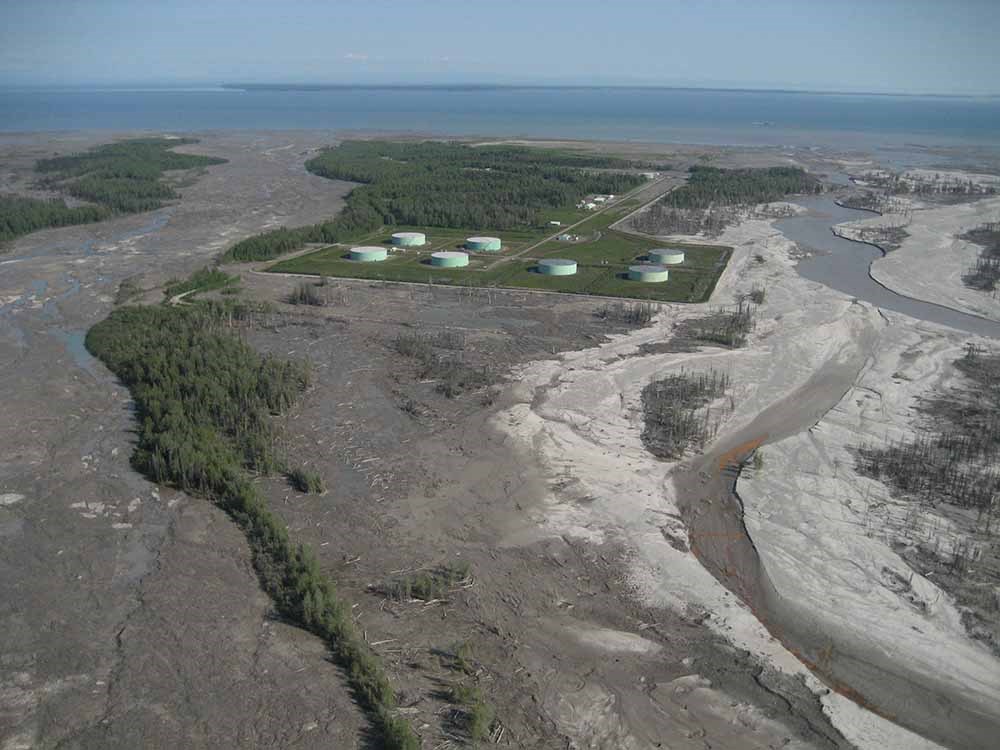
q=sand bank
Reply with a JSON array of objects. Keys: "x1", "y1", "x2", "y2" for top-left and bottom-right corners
[
  {"x1": 738, "y1": 313, "x2": 1000, "y2": 749},
  {"x1": 842, "y1": 190, "x2": 1000, "y2": 322},
  {"x1": 493, "y1": 209, "x2": 946, "y2": 747}
]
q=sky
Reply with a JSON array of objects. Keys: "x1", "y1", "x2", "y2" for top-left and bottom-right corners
[{"x1": 1, "y1": 0, "x2": 997, "y2": 94}]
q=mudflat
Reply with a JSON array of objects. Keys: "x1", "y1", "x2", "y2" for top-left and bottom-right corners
[{"x1": 3, "y1": 131, "x2": 997, "y2": 749}]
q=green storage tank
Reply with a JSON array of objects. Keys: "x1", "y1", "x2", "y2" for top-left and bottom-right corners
[
  {"x1": 430, "y1": 251, "x2": 469, "y2": 268},
  {"x1": 391, "y1": 231, "x2": 426, "y2": 247},
  {"x1": 649, "y1": 248, "x2": 685, "y2": 265},
  {"x1": 628, "y1": 264, "x2": 669, "y2": 282},
  {"x1": 538, "y1": 258, "x2": 578, "y2": 276},
  {"x1": 349, "y1": 246, "x2": 388, "y2": 262},
  {"x1": 465, "y1": 236, "x2": 502, "y2": 252}
]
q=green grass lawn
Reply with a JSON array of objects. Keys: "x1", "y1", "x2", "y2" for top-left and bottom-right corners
[
  {"x1": 360, "y1": 223, "x2": 557, "y2": 255},
  {"x1": 267, "y1": 209, "x2": 731, "y2": 303},
  {"x1": 271, "y1": 245, "x2": 488, "y2": 285}
]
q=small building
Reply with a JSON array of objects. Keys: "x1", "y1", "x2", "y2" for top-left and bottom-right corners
[
  {"x1": 548, "y1": 220, "x2": 562, "y2": 227},
  {"x1": 592, "y1": 196, "x2": 607, "y2": 204},
  {"x1": 585, "y1": 202, "x2": 597, "y2": 210},
  {"x1": 557, "y1": 233, "x2": 573, "y2": 241}
]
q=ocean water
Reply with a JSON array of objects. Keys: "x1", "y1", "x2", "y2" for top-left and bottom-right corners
[{"x1": 3, "y1": 86, "x2": 1000, "y2": 152}]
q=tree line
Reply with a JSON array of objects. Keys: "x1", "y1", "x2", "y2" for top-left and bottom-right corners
[
  {"x1": 859, "y1": 171, "x2": 997, "y2": 197},
  {"x1": 0, "y1": 195, "x2": 108, "y2": 243},
  {"x1": 663, "y1": 165, "x2": 821, "y2": 209},
  {"x1": 1, "y1": 138, "x2": 225, "y2": 244},
  {"x1": 961, "y1": 222, "x2": 1000, "y2": 292},
  {"x1": 223, "y1": 139, "x2": 646, "y2": 262},
  {"x1": 86, "y1": 300, "x2": 419, "y2": 749},
  {"x1": 855, "y1": 342, "x2": 1000, "y2": 517}
]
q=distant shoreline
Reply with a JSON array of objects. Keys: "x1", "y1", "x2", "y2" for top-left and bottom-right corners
[
  {"x1": 220, "y1": 83, "x2": 1000, "y2": 99},
  {"x1": 3, "y1": 89, "x2": 998, "y2": 153},
  {"x1": 2, "y1": 83, "x2": 997, "y2": 99}
]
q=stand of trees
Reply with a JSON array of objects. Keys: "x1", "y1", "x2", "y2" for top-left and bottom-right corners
[
  {"x1": 223, "y1": 140, "x2": 646, "y2": 262},
  {"x1": 641, "y1": 368, "x2": 731, "y2": 458},
  {"x1": 631, "y1": 203, "x2": 736, "y2": 237},
  {"x1": 630, "y1": 166, "x2": 819, "y2": 238},
  {"x1": 856, "y1": 343, "x2": 1000, "y2": 516},
  {"x1": 664, "y1": 165, "x2": 821, "y2": 209},
  {"x1": 0, "y1": 195, "x2": 108, "y2": 243},
  {"x1": 86, "y1": 302, "x2": 418, "y2": 749},
  {"x1": 1, "y1": 138, "x2": 225, "y2": 244},
  {"x1": 860, "y1": 171, "x2": 997, "y2": 198},
  {"x1": 961, "y1": 222, "x2": 1000, "y2": 292},
  {"x1": 223, "y1": 204, "x2": 382, "y2": 263}
]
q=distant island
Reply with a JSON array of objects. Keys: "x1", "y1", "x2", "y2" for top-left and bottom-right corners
[{"x1": 220, "y1": 82, "x2": 1000, "y2": 98}]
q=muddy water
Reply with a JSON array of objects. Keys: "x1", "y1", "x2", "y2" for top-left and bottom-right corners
[
  {"x1": 780, "y1": 194, "x2": 1000, "y2": 339},
  {"x1": 0, "y1": 208, "x2": 176, "y2": 377},
  {"x1": 696, "y1": 194, "x2": 1000, "y2": 748}
]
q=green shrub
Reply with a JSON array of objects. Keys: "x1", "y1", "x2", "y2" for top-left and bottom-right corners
[
  {"x1": 163, "y1": 266, "x2": 237, "y2": 299},
  {"x1": 467, "y1": 699, "x2": 496, "y2": 742},
  {"x1": 448, "y1": 682, "x2": 495, "y2": 741},
  {"x1": 287, "y1": 281, "x2": 325, "y2": 306},
  {"x1": 287, "y1": 466, "x2": 325, "y2": 494},
  {"x1": 445, "y1": 640, "x2": 477, "y2": 676},
  {"x1": 379, "y1": 561, "x2": 471, "y2": 601},
  {"x1": 114, "y1": 276, "x2": 144, "y2": 305},
  {"x1": 449, "y1": 682, "x2": 481, "y2": 705},
  {"x1": 85, "y1": 301, "x2": 418, "y2": 749},
  {"x1": 392, "y1": 332, "x2": 493, "y2": 398}
]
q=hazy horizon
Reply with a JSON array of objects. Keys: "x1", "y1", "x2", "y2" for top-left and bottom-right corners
[
  {"x1": 4, "y1": 81, "x2": 999, "y2": 100},
  {"x1": 2, "y1": 0, "x2": 998, "y2": 96}
]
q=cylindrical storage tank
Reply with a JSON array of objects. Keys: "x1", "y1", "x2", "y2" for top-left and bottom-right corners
[
  {"x1": 349, "y1": 246, "x2": 388, "y2": 262},
  {"x1": 538, "y1": 258, "x2": 578, "y2": 276},
  {"x1": 649, "y1": 248, "x2": 685, "y2": 265},
  {"x1": 391, "y1": 231, "x2": 426, "y2": 247},
  {"x1": 430, "y1": 251, "x2": 469, "y2": 268},
  {"x1": 465, "y1": 236, "x2": 502, "y2": 252},
  {"x1": 628, "y1": 264, "x2": 669, "y2": 282}
]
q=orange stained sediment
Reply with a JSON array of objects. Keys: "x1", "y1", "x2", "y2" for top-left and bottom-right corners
[{"x1": 716, "y1": 434, "x2": 768, "y2": 470}]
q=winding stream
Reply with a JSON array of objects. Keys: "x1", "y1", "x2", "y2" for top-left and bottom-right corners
[
  {"x1": 779, "y1": 194, "x2": 1000, "y2": 339},
  {"x1": 679, "y1": 191, "x2": 1000, "y2": 748}
]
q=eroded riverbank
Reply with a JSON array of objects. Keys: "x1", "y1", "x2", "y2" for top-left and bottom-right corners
[
  {"x1": 4, "y1": 132, "x2": 997, "y2": 749},
  {"x1": 496, "y1": 176, "x2": 1000, "y2": 748},
  {"x1": 493, "y1": 204, "x2": 950, "y2": 747}
]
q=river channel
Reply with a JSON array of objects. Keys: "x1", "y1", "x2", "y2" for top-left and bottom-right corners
[{"x1": 779, "y1": 193, "x2": 1000, "y2": 339}]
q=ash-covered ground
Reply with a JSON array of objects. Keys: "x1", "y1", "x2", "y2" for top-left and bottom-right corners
[{"x1": 3, "y1": 131, "x2": 994, "y2": 749}]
